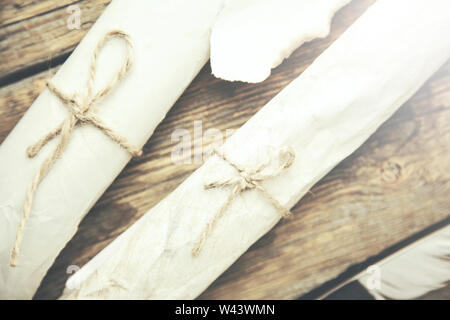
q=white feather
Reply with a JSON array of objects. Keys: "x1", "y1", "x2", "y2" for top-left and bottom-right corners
[{"x1": 358, "y1": 224, "x2": 450, "y2": 299}]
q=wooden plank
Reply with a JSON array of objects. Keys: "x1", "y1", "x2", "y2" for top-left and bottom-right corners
[
  {"x1": 0, "y1": 68, "x2": 55, "y2": 143},
  {"x1": 0, "y1": 0, "x2": 76, "y2": 27},
  {"x1": 0, "y1": 0, "x2": 111, "y2": 84},
  {"x1": 1, "y1": 0, "x2": 449, "y2": 300}
]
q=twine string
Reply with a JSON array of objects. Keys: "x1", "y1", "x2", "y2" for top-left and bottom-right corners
[
  {"x1": 192, "y1": 147, "x2": 295, "y2": 256},
  {"x1": 10, "y1": 30, "x2": 141, "y2": 267}
]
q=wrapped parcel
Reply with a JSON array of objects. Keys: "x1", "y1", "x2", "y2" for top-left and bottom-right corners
[
  {"x1": 63, "y1": 0, "x2": 450, "y2": 299},
  {"x1": 0, "y1": 0, "x2": 226, "y2": 299}
]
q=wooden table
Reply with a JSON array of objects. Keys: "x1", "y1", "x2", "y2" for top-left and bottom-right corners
[{"x1": 1, "y1": 0, "x2": 449, "y2": 300}]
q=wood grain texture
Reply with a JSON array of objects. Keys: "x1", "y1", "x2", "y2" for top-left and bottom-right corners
[
  {"x1": 0, "y1": 0, "x2": 76, "y2": 27},
  {"x1": 0, "y1": 0, "x2": 111, "y2": 84},
  {"x1": 0, "y1": 0, "x2": 449, "y2": 300}
]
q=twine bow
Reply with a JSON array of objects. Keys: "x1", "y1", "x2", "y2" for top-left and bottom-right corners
[
  {"x1": 10, "y1": 30, "x2": 142, "y2": 267},
  {"x1": 192, "y1": 147, "x2": 295, "y2": 256}
]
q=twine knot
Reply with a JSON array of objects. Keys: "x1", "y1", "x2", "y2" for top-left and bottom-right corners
[
  {"x1": 192, "y1": 146, "x2": 295, "y2": 256},
  {"x1": 10, "y1": 30, "x2": 141, "y2": 267},
  {"x1": 205, "y1": 172, "x2": 257, "y2": 191}
]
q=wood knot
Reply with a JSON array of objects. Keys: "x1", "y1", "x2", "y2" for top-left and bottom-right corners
[{"x1": 381, "y1": 160, "x2": 402, "y2": 184}]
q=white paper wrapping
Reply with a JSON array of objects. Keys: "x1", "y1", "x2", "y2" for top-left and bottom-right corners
[
  {"x1": 210, "y1": 0, "x2": 352, "y2": 82},
  {"x1": 62, "y1": 0, "x2": 450, "y2": 299},
  {"x1": 0, "y1": 0, "x2": 226, "y2": 299}
]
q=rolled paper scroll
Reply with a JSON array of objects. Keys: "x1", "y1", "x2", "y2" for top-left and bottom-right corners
[
  {"x1": 10, "y1": 30, "x2": 141, "y2": 268},
  {"x1": 63, "y1": 0, "x2": 450, "y2": 299},
  {"x1": 210, "y1": 0, "x2": 352, "y2": 82},
  {"x1": 0, "y1": 0, "x2": 225, "y2": 299}
]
